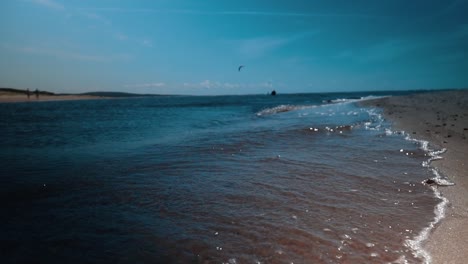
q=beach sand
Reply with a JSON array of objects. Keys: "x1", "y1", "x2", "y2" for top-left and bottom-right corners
[
  {"x1": 0, "y1": 91, "x2": 108, "y2": 103},
  {"x1": 362, "y1": 90, "x2": 468, "y2": 264}
]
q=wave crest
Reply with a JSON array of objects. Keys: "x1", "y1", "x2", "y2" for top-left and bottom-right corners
[{"x1": 256, "y1": 105, "x2": 315, "y2": 116}]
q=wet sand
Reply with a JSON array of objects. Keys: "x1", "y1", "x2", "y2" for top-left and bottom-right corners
[
  {"x1": 0, "y1": 92, "x2": 108, "y2": 103},
  {"x1": 362, "y1": 90, "x2": 468, "y2": 264}
]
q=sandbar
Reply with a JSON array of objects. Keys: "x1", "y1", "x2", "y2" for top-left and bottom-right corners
[{"x1": 0, "y1": 91, "x2": 108, "y2": 103}]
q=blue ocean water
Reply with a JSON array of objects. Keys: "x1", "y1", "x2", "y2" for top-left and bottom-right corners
[{"x1": 0, "y1": 92, "x2": 440, "y2": 263}]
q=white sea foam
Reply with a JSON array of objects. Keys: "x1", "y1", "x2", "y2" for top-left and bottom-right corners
[
  {"x1": 324, "y1": 95, "x2": 385, "y2": 104},
  {"x1": 258, "y1": 95, "x2": 385, "y2": 116},
  {"x1": 362, "y1": 108, "x2": 385, "y2": 130},
  {"x1": 362, "y1": 105, "x2": 452, "y2": 264},
  {"x1": 256, "y1": 104, "x2": 316, "y2": 116},
  {"x1": 327, "y1": 98, "x2": 350, "y2": 103},
  {"x1": 401, "y1": 133, "x2": 451, "y2": 264}
]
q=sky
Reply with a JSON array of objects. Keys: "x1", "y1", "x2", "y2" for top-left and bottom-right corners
[{"x1": 0, "y1": 0, "x2": 467, "y2": 95}]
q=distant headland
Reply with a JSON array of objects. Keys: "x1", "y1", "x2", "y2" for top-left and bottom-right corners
[{"x1": 0, "y1": 88, "x2": 166, "y2": 103}]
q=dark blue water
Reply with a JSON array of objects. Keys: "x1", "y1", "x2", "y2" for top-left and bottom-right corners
[{"x1": 0, "y1": 92, "x2": 440, "y2": 263}]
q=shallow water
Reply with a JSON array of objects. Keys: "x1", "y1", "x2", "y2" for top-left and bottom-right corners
[{"x1": 0, "y1": 92, "x2": 440, "y2": 263}]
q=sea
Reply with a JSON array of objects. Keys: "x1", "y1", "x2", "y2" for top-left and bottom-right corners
[{"x1": 0, "y1": 91, "x2": 445, "y2": 264}]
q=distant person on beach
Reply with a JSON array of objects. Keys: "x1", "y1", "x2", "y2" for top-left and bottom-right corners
[
  {"x1": 35, "y1": 89, "x2": 39, "y2": 99},
  {"x1": 27, "y1": 89, "x2": 30, "y2": 99}
]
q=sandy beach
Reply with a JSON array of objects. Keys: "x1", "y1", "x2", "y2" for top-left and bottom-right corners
[
  {"x1": 0, "y1": 91, "x2": 108, "y2": 103},
  {"x1": 362, "y1": 90, "x2": 468, "y2": 264}
]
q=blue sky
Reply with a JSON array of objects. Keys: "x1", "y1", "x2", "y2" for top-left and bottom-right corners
[{"x1": 1, "y1": 0, "x2": 467, "y2": 95}]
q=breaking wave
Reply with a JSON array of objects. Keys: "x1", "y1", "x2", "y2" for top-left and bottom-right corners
[{"x1": 255, "y1": 104, "x2": 316, "y2": 116}]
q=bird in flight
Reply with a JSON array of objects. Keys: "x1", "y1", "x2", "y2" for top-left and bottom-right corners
[{"x1": 238, "y1": 65, "x2": 245, "y2": 72}]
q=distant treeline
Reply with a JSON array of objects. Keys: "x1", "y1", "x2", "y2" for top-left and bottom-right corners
[
  {"x1": 0, "y1": 88, "x2": 54, "y2": 95},
  {"x1": 0, "y1": 88, "x2": 166, "y2": 98}
]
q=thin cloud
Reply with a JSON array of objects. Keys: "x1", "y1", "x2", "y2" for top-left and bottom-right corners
[
  {"x1": 335, "y1": 39, "x2": 425, "y2": 63},
  {"x1": 141, "y1": 39, "x2": 153, "y2": 47},
  {"x1": 359, "y1": 40, "x2": 416, "y2": 62},
  {"x1": 183, "y1": 81, "x2": 217, "y2": 89},
  {"x1": 336, "y1": 24, "x2": 468, "y2": 63},
  {"x1": 115, "y1": 32, "x2": 128, "y2": 41},
  {"x1": 234, "y1": 32, "x2": 316, "y2": 58},
  {"x1": 83, "y1": 12, "x2": 111, "y2": 25},
  {"x1": 218, "y1": 10, "x2": 383, "y2": 19},
  {"x1": 183, "y1": 80, "x2": 275, "y2": 89},
  {"x1": 198, "y1": 80, "x2": 221, "y2": 89},
  {"x1": 124, "y1": 83, "x2": 166, "y2": 88},
  {"x1": 237, "y1": 36, "x2": 292, "y2": 58},
  {"x1": 29, "y1": 0, "x2": 64, "y2": 10},
  {"x1": 183, "y1": 80, "x2": 233, "y2": 89},
  {"x1": 77, "y1": 7, "x2": 384, "y2": 19}
]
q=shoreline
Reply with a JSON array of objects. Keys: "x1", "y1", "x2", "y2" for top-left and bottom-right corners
[
  {"x1": 362, "y1": 90, "x2": 468, "y2": 264},
  {"x1": 0, "y1": 93, "x2": 111, "y2": 103}
]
